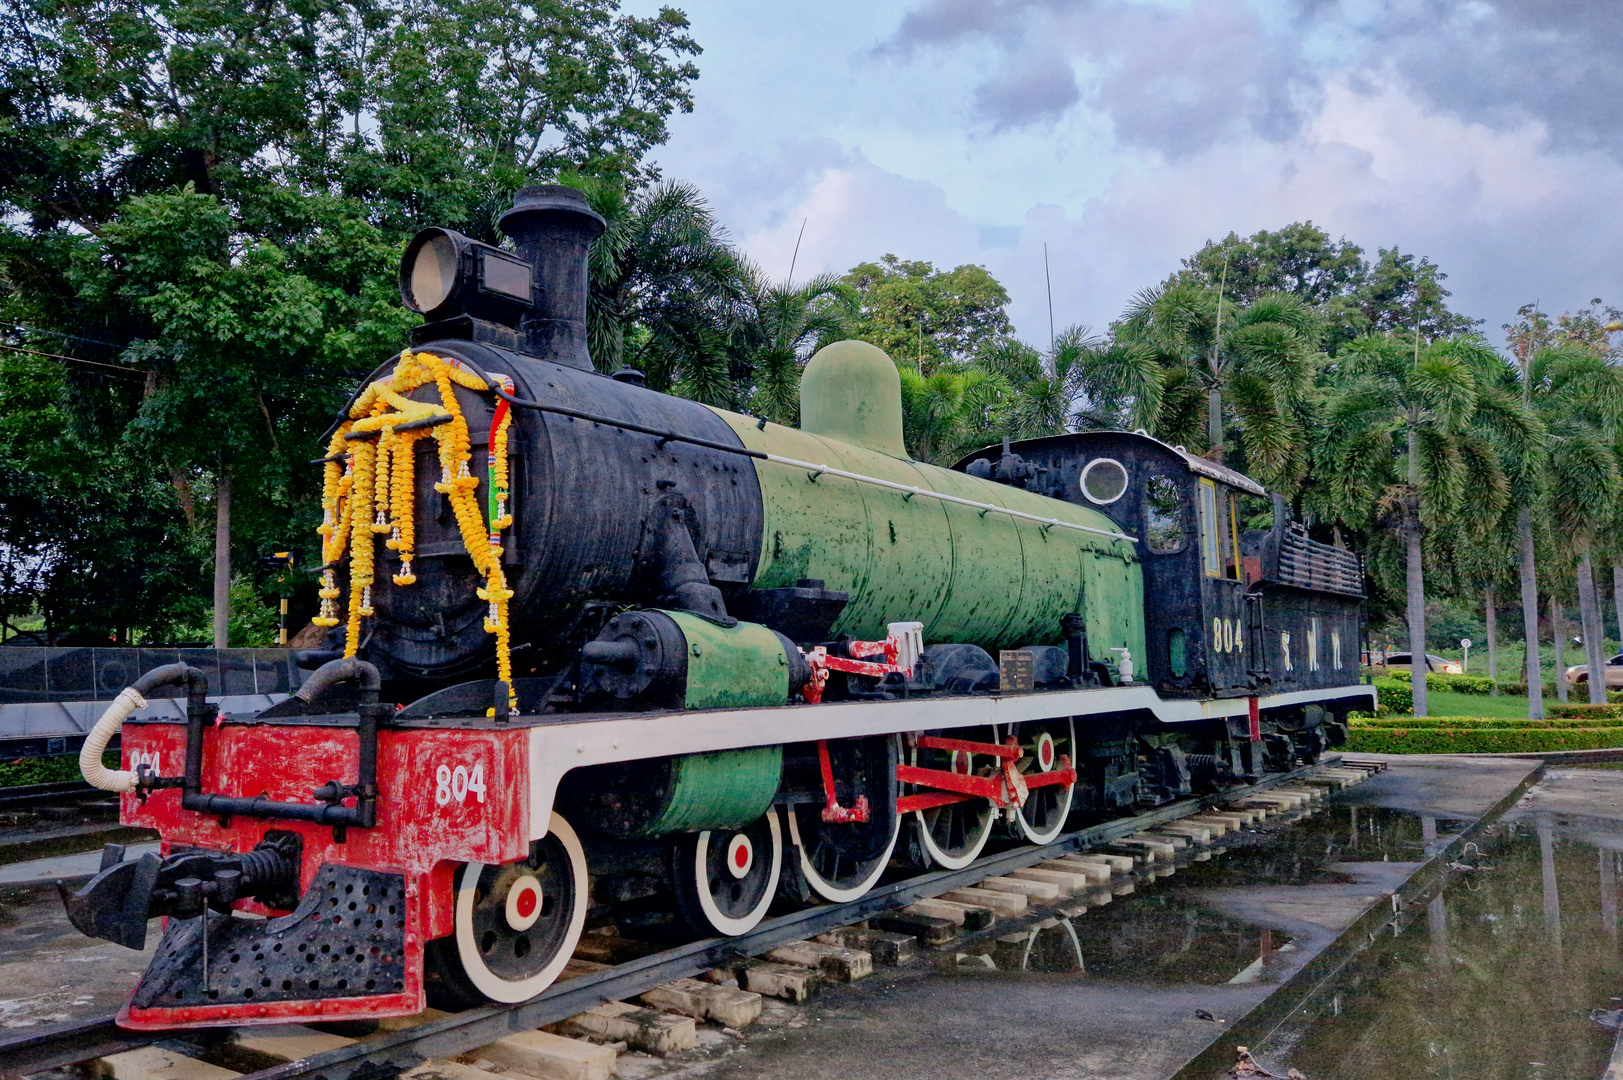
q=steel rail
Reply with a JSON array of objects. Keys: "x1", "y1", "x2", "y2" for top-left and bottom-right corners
[
  {"x1": 0, "y1": 780, "x2": 105, "y2": 810},
  {"x1": 0, "y1": 758, "x2": 1344, "y2": 1080}
]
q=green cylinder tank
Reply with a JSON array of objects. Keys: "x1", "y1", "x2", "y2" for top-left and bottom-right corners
[{"x1": 709, "y1": 341, "x2": 1145, "y2": 659}]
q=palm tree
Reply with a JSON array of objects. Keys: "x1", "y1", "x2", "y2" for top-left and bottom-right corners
[
  {"x1": 727, "y1": 262, "x2": 855, "y2": 426},
  {"x1": 567, "y1": 174, "x2": 745, "y2": 390},
  {"x1": 1318, "y1": 335, "x2": 1539, "y2": 716},
  {"x1": 1517, "y1": 346, "x2": 1623, "y2": 704},
  {"x1": 974, "y1": 325, "x2": 1162, "y2": 440},
  {"x1": 1115, "y1": 286, "x2": 1321, "y2": 492},
  {"x1": 898, "y1": 366, "x2": 1011, "y2": 463}
]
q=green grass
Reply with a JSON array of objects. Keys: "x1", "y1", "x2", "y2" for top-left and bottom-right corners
[
  {"x1": 1417, "y1": 690, "x2": 1536, "y2": 718},
  {"x1": 1384, "y1": 689, "x2": 1609, "y2": 719}
]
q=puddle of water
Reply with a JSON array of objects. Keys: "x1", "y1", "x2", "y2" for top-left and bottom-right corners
[
  {"x1": 1237, "y1": 816, "x2": 1623, "y2": 1080},
  {"x1": 941, "y1": 889, "x2": 1302, "y2": 984},
  {"x1": 1173, "y1": 805, "x2": 1472, "y2": 889},
  {"x1": 942, "y1": 804, "x2": 1452, "y2": 985}
]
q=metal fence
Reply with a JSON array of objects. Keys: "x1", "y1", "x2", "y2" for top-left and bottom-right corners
[{"x1": 0, "y1": 647, "x2": 305, "y2": 704}]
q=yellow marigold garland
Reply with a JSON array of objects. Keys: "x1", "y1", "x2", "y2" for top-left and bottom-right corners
[{"x1": 316, "y1": 349, "x2": 518, "y2": 709}]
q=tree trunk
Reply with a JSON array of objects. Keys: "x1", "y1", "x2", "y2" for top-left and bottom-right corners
[
  {"x1": 1406, "y1": 522, "x2": 1428, "y2": 716},
  {"x1": 1207, "y1": 385, "x2": 1223, "y2": 463},
  {"x1": 1614, "y1": 564, "x2": 1623, "y2": 656},
  {"x1": 1519, "y1": 508, "x2": 1545, "y2": 719},
  {"x1": 1405, "y1": 424, "x2": 1426, "y2": 716},
  {"x1": 213, "y1": 471, "x2": 231, "y2": 650},
  {"x1": 1552, "y1": 595, "x2": 1568, "y2": 704},
  {"x1": 1578, "y1": 545, "x2": 1608, "y2": 704},
  {"x1": 1485, "y1": 585, "x2": 1498, "y2": 695}
]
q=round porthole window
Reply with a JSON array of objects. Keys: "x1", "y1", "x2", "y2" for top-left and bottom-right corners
[{"x1": 1079, "y1": 458, "x2": 1130, "y2": 505}]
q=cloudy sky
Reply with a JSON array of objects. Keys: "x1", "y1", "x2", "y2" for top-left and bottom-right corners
[{"x1": 626, "y1": 0, "x2": 1623, "y2": 350}]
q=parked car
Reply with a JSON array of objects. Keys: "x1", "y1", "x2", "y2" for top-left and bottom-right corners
[
  {"x1": 1377, "y1": 652, "x2": 1464, "y2": 675},
  {"x1": 1565, "y1": 653, "x2": 1623, "y2": 688}
]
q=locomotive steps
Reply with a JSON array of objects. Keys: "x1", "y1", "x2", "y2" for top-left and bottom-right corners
[{"x1": 11, "y1": 759, "x2": 1385, "y2": 1080}]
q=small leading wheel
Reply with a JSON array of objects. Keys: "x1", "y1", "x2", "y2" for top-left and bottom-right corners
[
  {"x1": 672, "y1": 812, "x2": 783, "y2": 936},
  {"x1": 784, "y1": 735, "x2": 901, "y2": 902},
  {"x1": 906, "y1": 728, "x2": 998, "y2": 870},
  {"x1": 428, "y1": 811, "x2": 588, "y2": 1005},
  {"x1": 1006, "y1": 718, "x2": 1077, "y2": 845}
]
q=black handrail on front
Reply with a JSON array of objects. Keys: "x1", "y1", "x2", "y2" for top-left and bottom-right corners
[{"x1": 131, "y1": 659, "x2": 386, "y2": 836}]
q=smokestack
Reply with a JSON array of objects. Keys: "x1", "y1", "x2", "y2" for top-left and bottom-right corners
[{"x1": 498, "y1": 185, "x2": 606, "y2": 371}]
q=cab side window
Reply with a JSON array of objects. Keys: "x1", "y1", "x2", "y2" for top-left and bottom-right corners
[
  {"x1": 1197, "y1": 479, "x2": 1221, "y2": 576},
  {"x1": 1224, "y1": 491, "x2": 1242, "y2": 581},
  {"x1": 1145, "y1": 476, "x2": 1186, "y2": 554}
]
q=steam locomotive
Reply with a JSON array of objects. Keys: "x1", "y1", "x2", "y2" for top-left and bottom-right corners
[{"x1": 61, "y1": 185, "x2": 1374, "y2": 1029}]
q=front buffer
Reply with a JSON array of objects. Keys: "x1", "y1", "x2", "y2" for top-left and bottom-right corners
[{"x1": 61, "y1": 665, "x2": 530, "y2": 1029}]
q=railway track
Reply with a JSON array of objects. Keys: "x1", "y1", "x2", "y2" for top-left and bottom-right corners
[
  {"x1": 0, "y1": 780, "x2": 107, "y2": 811},
  {"x1": 0, "y1": 756, "x2": 1385, "y2": 1080}
]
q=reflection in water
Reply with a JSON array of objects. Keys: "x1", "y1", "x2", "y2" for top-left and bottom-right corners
[
  {"x1": 1602, "y1": 847, "x2": 1619, "y2": 956},
  {"x1": 1254, "y1": 816, "x2": 1623, "y2": 1080},
  {"x1": 1540, "y1": 817, "x2": 1564, "y2": 969},
  {"x1": 945, "y1": 891, "x2": 1297, "y2": 985},
  {"x1": 1172, "y1": 804, "x2": 1462, "y2": 892},
  {"x1": 945, "y1": 917, "x2": 1087, "y2": 975}
]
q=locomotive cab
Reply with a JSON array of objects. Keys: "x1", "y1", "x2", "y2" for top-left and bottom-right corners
[{"x1": 957, "y1": 431, "x2": 1365, "y2": 705}]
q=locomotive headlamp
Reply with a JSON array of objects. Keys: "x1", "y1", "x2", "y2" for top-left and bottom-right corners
[{"x1": 399, "y1": 227, "x2": 534, "y2": 323}]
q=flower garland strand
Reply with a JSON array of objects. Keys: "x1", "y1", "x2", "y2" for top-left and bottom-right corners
[{"x1": 315, "y1": 349, "x2": 518, "y2": 709}]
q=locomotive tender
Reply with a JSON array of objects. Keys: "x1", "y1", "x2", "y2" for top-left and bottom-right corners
[{"x1": 61, "y1": 186, "x2": 1374, "y2": 1029}]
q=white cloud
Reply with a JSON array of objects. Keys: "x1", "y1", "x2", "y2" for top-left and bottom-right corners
[{"x1": 639, "y1": 0, "x2": 1623, "y2": 347}]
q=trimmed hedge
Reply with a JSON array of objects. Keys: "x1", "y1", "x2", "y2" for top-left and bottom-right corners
[
  {"x1": 1346, "y1": 725, "x2": 1623, "y2": 754},
  {"x1": 1376, "y1": 669, "x2": 1495, "y2": 694},
  {"x1": 1547, "y1": 703, "x2": 1623, "y2": 719},
  {"x1": 0, "y1": 752, "x2": 110, "y2": 787},
  {"x1": 1370, "y1": 678, "x2": 1411, "y2": 715},
  {"x1": 1354, "y1": 715, "x2": 1623, "y2": 729},
  {"x1": 1458, "y1": 683, "x2": 1623, "y2": 703}
]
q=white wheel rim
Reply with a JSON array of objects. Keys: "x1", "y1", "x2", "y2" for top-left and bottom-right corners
[
  {"x1": 911, "y1": 742, "x2": 994, "y2": 870},
  {"x1": 914, "y1": 805, "x2": 994, "y2": 869},
  {"x1": 453, "y1": 811, "x2": 587, "y2": 1003},
  {"x1": 694, "y1": 815, "x2": 782, "y2": 936},
  {"x1": 785, "y1": 802, "x2": 900, "y2": 903}
]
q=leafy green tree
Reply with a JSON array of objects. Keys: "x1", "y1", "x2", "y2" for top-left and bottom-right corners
[
  {"x1": 843, "y1": 256, "x2": 1012, "y2": 373},
  {"x1": 977, "y1": 327, "x2": 1161, "y2": 438},
  {"x1": 1356, "y1": 248, "x2": 1480, "y2": 343},
  {"x1": 1170, "y1": 224, "x2": 1477, "y2": 351},
  {"x1": 0, "y1": 353, "x2": 208, "y2": 644},
  {"x1": 0, "y1": 0, "x2": 700, "y2": 644},
  {"x1": 898, "y1": 365, "x2": 1008, "y2": 463},
  {"x1": 1179, "y1": 223, "x2": 1366, "y2": 307},
  {"x1": 1318, "y1": 336, "x2": 1539, "y2": 716},
  {"x1": 1512, "y1": 346, "x2": 1623, "y2": 704}
]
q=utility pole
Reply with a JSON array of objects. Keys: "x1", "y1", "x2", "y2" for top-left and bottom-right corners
[
  {"x1": 1044, "y1": 242, "x2": 1055, "y2": 356},
  {"x1": 1208, "y1": 253, "x2": 1229, "y2": 463}
]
